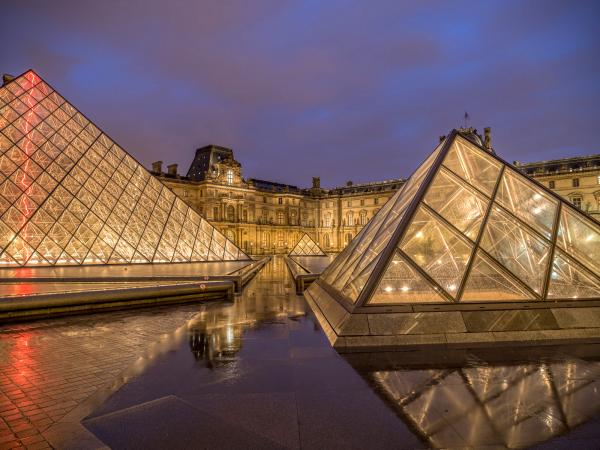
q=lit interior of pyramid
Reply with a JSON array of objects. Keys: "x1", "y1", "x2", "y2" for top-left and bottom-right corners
[
  {"x1": 289, "y1": 233, "x2": 326, "y2": 256},
  {"x1": 0, "y1": 70, "x2": 249, "y2": 266},
  {"x1": 317, "y1": 134, "x2": 600, "y2": 305}
]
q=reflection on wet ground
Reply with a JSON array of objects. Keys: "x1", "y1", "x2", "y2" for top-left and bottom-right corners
[
  {"x1": 290, "y1": 255, "x2": 336, "y2": 273},
  {"x1": 78, "y1": 256, "x2": 600, "y2": 449},
  {"x1": 346, "y1": 346, "x2": 600, "y2": 449}
]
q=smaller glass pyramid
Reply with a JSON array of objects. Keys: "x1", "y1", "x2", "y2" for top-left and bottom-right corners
[
  {"x1": 308, "y1": 129, "x2": 600, "y2": 309},
  {"x1": 289, "y1": 233, "x2": 326, "y2": 256},
  {"x1": 0, "y1": 70, "x2": 250, "y2": 266}
]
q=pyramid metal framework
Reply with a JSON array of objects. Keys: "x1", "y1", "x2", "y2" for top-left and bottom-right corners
[
  {"x1": 0, "y1": 70, "x2": 250, "y2": 266},
  {"x1": 311, "y1": 130, "x2": 600, "y2": 310},
  {"x1": 289, "y1": 233, "x2": 326, "y2": 256}
]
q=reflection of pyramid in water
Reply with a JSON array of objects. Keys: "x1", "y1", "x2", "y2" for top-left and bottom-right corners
[
  {"x1": 0, "y1": 70, "x2": 250, "y2": 266},
  {"x1": 371, "y1": 359, "x2": 600, "y2": 448},
  {"x1": 289, "y1": 233, "x2": 326, "y2": 256},
  {"x1": 310, "y1": 129, "x2": 600, "y2": 310}
]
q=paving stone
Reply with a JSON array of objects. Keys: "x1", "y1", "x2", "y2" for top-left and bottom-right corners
[{"x1": 84, "y1": 396, "x2": 283, "y2": 449}]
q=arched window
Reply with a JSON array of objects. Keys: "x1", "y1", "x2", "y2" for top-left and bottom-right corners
[
  {"x1": 226, "y1": 169, "x2": 233, "y2": 185},
  {"x1": 345, "y1": 233, "x2": 352, "y2": 244},
  {"x1": 323, "y1": 233, "x2": 331, "y2": 248},
  {"x1": 324, "y1": 213, "x2": 331, "y2": 227},
  {"x1": 346, "y1": 211, "x2": 354, "y2": 226},
  {"x1": 277, "y1": 211, "x2": 285, "y2": 225},
  {"x1": 359, "y1": 210, "x2": 367, "y2": 225}
]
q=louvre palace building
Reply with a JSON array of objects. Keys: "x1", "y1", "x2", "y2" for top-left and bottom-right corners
[{"x1": 153, "y1": 134, "x2": 600, "y2": 255}]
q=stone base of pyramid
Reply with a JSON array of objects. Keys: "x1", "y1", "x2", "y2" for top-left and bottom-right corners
[
  {"x1": 305, "y1": 281, "x2": 600, "y2": 353},
  {"x1": 0, "y1": 257, "x2": 270, "y2": 322}
]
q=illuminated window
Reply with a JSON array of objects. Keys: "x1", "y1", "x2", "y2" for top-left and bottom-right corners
[
  {"x1": 183, "y1": 190, "x2": 189, "y2": 197},
  {"x1": 324, "y1": 213, "x2": 331, "y2": 227},
  {"x1": 226, "y1": 169, "x2": 233, "y2": 185},
  {"x1": 572, "y1": 197, "x2": 582, "y2": 209},
  {"x1": 597, "y1": 175, "x2": 600, "y2": 185},
  {"x1": 359, "y1": 210, "x2": 367, "y2": 225},
  {"x1": 277, "y1": 211, "x2": 285, "y2": 225},
  {"x1": 301, "y1": 213, "x2": 308, "y2": 227},
  {"x1": 278, "y1": 197, "x2": 283, "y2": 204},
  {"x1": 346, "y1": 211, "x2": 354, "y2": 226}
]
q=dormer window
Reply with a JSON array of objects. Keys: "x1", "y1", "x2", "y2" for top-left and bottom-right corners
[{"x1": 226, "y1": 169, "x2": 233, "y2": 185}]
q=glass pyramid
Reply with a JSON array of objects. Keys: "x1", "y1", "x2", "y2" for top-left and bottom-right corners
[
  {"x1": 0, "y1": 70, "x2": 250, "y2": 266},
  {"x1": 320, "y1": 140, "x2": 445, "y2": 303},
  {"x1": 309, "y1": 130, "x2": 600, "y2": 309},
  {"x1": 289, "y1": 233, "x2": 326, "y2": 256}
]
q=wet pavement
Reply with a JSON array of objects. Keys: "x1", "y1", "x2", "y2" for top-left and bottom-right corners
[
  {"x1": 289, "y1": 255, "x2": 336, "y2": 274},
  {"x1": 2, "y1": 256, "x2": 600, "y2": 449}
]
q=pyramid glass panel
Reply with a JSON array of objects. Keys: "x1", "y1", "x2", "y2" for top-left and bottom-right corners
[
  {"x1": 289, "y1": 233, "x2": 326, "y2": 256},
  {"x1": 322, "y1": 140, "x2": 445, "y2": 303},
  {"x1": 423, "y1": 167, "x2": 489, "y2": 240},
  {"x1": 480, "y1": 206, "x2": 550, "y2": 295},
  {"x1": 0, "y1": 70, "x2": 250, "y2": 266},
  {"x1": 460, "y1": 250, "x2": 536, "y2": 302},
  {"x1": 495, "y1": 167, "x2": 558, "y2": 239},
  {"x1": 400, "y1": 205, "x2": 474, "y2": 298},
  {"x1": 556, "y1": 206, "x2": 600, "y2": 275},
  {"x1": 547, "y1": 249, "x2": 600, "y2": 300},
  {"x1": 442, "y1": 136, "x2": 502, "y2": 196},
  {"x1": 369, "y1": 250, "x2": 448, "y2": 304}
]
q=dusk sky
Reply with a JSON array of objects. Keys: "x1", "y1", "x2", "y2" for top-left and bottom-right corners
[{"x1": 1, "y1": 1, "x2": 598, "y2": 188}]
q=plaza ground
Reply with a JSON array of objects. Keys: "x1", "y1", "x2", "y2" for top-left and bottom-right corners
[{"x1": 1, "y1": 257, "x2": 600, "y2": 449}]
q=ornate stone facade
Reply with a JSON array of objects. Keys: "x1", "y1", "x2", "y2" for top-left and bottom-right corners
[
  {"x1": 152, "y1": 145, "x2": 403, "y2": 254},
  {"x1": 153, "y1": 144, "x2": 599, "y2": 254}
]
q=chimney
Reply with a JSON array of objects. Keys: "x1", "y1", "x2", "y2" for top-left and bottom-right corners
[
  {"x1": 346, "y1": 180, "x2": 353, "y2": 187},
  {"x1": 167, "y1": 164, "x2": 178, "y2": 176},
  {"x1": 152, "y1": 161, "x2": 163, "y2": 174},
  {"x1": 439, "y1": 135, "x2": 446, "y2": 143},
  {"x1": 312, "y1": 177, "x2": 320, "y2": 189},
  {"x1": 484, "y1": 127, "x2": 493, "y2": 153}
]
